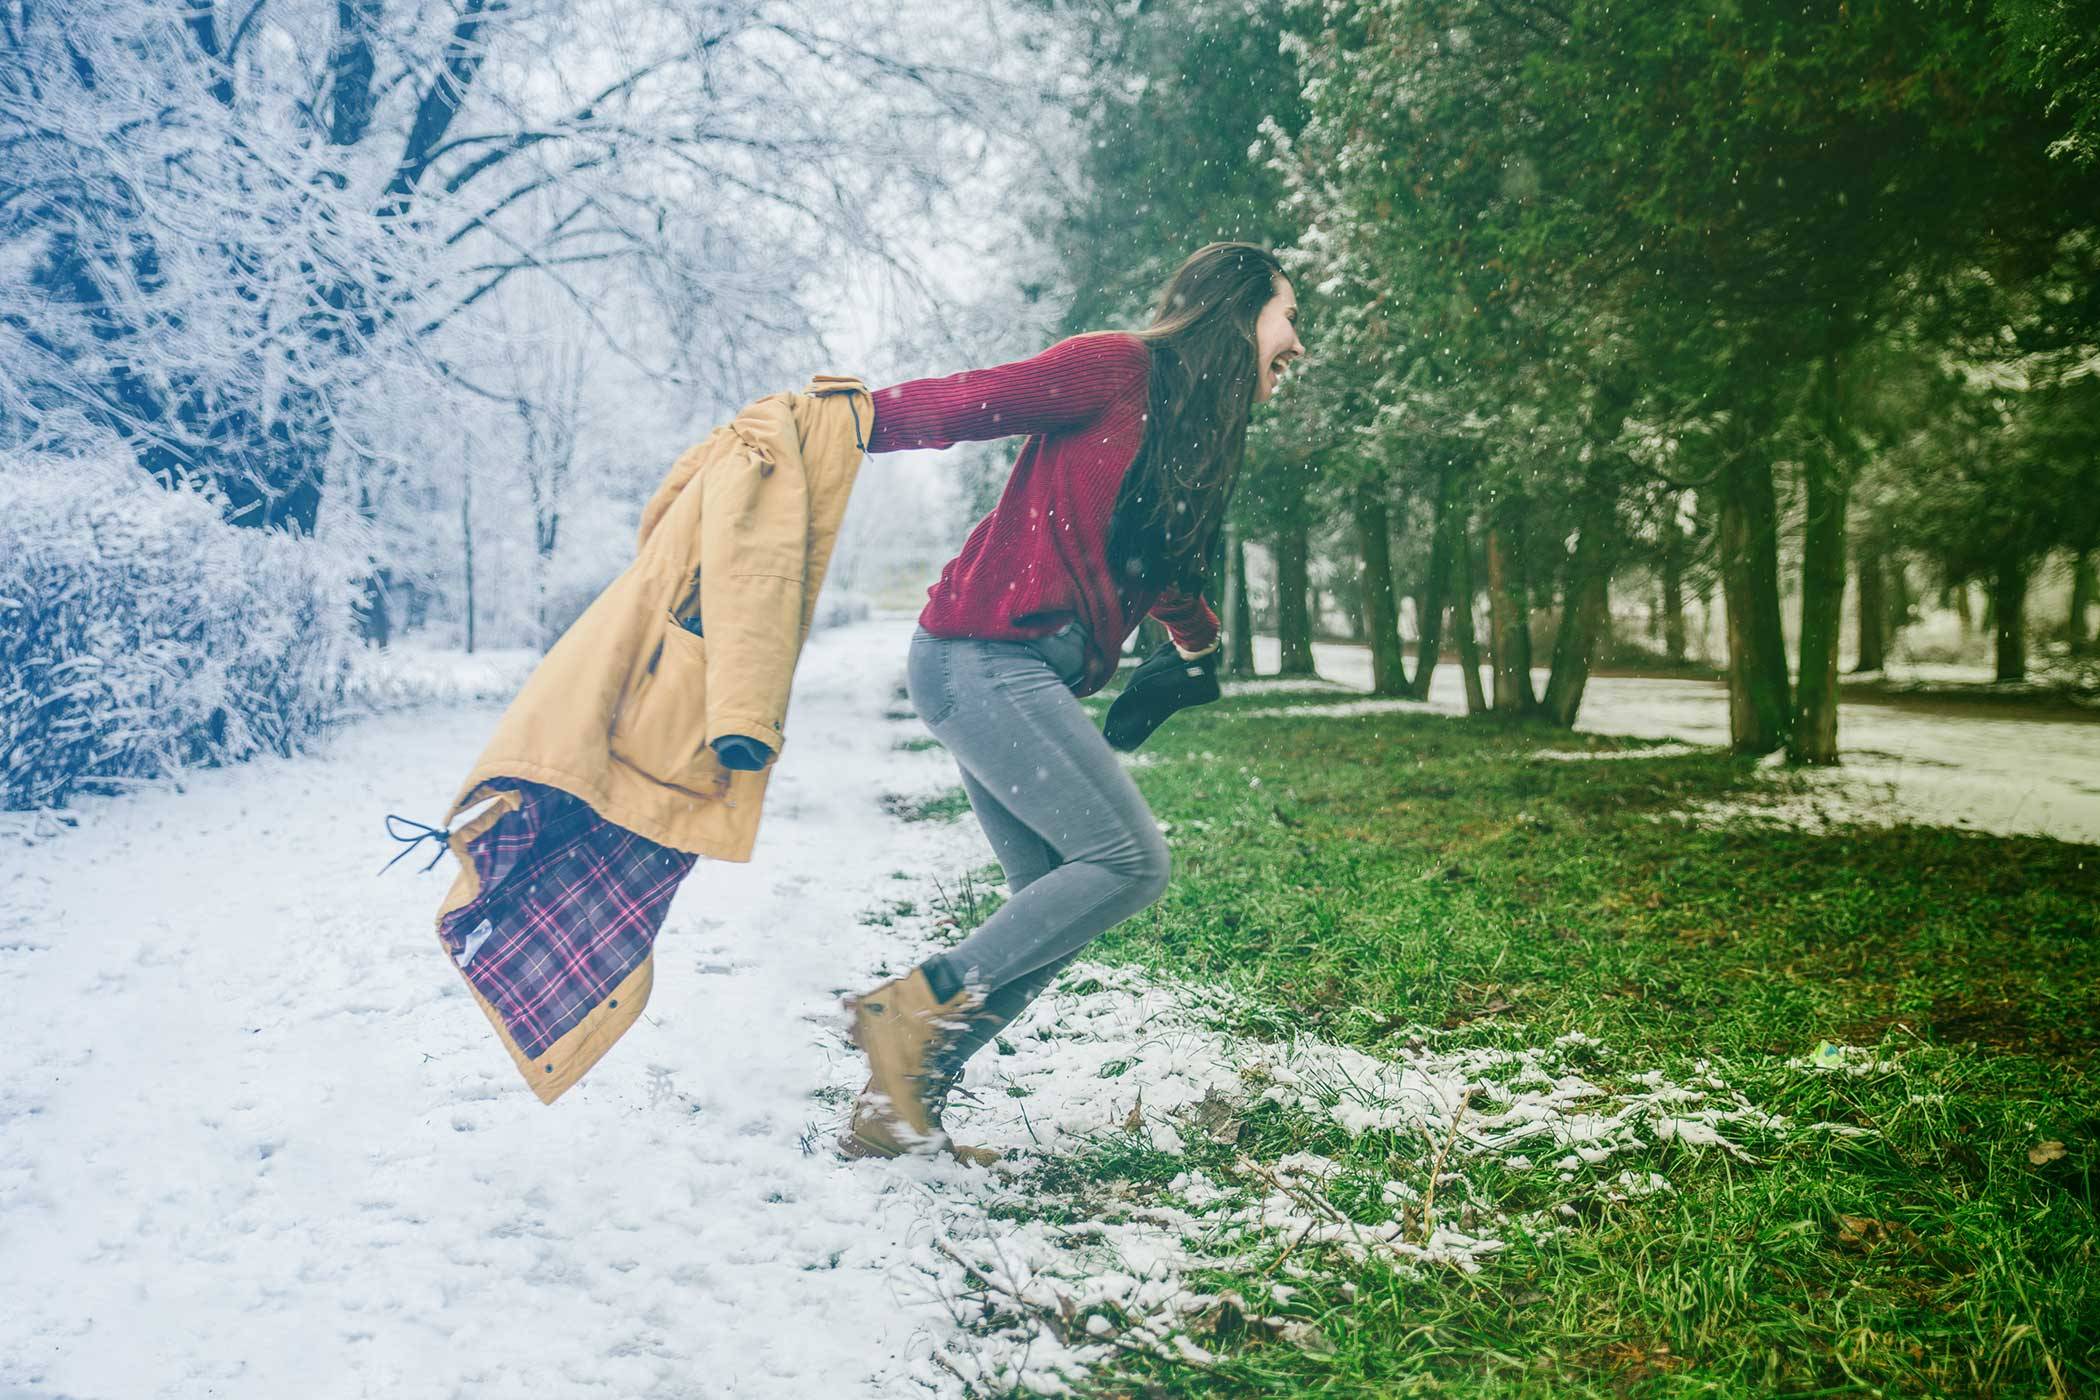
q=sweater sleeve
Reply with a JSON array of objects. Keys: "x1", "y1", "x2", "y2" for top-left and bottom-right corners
[
  {"x1": 1147, "y1": 585, "x2": 1221, "y2": 656},
  {"x1": 865, "y1": 332, "x2": 1149, "y2": 452}
]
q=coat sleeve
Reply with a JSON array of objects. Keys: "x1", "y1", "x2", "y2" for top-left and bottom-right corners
[
  {"x1": 694, "y1": 437, "x2": 807, "y2": 759},
  {"x1": 864, "y1": 332, "x2": 1149, "y2": 452},
  {"x1": 1147, "y1": 585, "x2": 1221, "y2": 657}
]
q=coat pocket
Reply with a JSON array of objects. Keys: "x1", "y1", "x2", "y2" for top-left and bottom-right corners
[{"x1": 610, "y1": 611, "x2": 724, "y2": 794}]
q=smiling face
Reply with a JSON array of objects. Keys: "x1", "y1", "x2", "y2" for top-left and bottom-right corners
[{"x1": 1253, "y1": 274, "x2": 1304, "y2": 404}]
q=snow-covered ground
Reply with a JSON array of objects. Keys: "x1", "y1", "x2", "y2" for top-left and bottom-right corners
[
  {"x1": 1246, "y1": 638, "x2": 2100, "y2": 845},
  {"x1": 2, "y1": 618, "x2": 1012, "y2": 1398},
  {"x1": 2, "y1": 615, "x2": 2082, "y2": 1400}
]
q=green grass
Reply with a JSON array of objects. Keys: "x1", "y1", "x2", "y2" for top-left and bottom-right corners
[
  {"x1": 932, "y1": 685, "x2": 2099, "y2": 1397},
  {"x1": 881, "y1": 785, "x2": 972, "y2": 823}
]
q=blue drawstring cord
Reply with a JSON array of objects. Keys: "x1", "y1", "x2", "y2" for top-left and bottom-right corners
[{"x1": 380, "y1": 813, "x2": 451, "y2": 875}]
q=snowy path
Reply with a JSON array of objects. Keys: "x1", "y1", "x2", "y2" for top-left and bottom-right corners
[
  {"x1": 1, "y1": 618, "x2": 1001, "y2": 1399},
  {"x1": 1247, "y1": 639, "x2": 2100, "y2": 845}
]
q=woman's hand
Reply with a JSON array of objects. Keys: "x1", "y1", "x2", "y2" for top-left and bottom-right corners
[{"x1": 712, "y1": 735, "x2": 773, "y2": 771}]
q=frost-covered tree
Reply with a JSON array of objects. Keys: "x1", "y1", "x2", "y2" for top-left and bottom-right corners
[{"x1": 0, "y1": 0, "x2": 1059, "y2": 539}]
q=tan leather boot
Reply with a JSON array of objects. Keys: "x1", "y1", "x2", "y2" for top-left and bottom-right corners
[
  {"x1": 839, "y1": 1074, "x2": 1002, "y2": 1167},
  {"x1": 842, "y1": 969, "x2": 996, "y2": 1161}
]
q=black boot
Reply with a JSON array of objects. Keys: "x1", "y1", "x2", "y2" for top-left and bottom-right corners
[{"x1": 1103, "y1": 641, "x2": 1221, "y2": 751}]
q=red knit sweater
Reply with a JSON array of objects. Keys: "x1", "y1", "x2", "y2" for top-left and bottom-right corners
[{"x1": 866, "y1": 330, "x2": 1221, "y2": 698}]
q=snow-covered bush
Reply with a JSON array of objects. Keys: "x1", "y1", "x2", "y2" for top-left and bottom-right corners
[
  {"x1": 0, "y1": 453, "x2": 358, "y2": 810},
  {"x1": 341, "y1": 645, "x2": 541, "y2": 714}
]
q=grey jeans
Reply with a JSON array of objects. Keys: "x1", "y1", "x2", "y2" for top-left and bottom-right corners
[{"x1": 905, "y1": 621, "x2": 1171, "y2": 1081}]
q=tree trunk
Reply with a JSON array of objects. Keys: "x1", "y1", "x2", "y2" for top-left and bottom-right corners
[
  {"x1": 1789, "y1": 447, "x2": 1849, "y2": 764},
  {"x1": 402, "y1": 579, "x2": 431, "y2": 633},
  {"x1": 354, "y1": 568, "x2": 396, "y2": 649},
  {"x1": 1661, "y1": 504, "x2": 1687, "y2": 664},
  {"x1": 1993, "y1": 552, "x2": 2028, "y2": 681},
  {"x1": 1450, "y1": 507, "x2": 1488, "y2": 713},
  {"x1": 1885, "y1": 552, "x2": 1911, "y2": 648},
  {"x1": 2070, "y1": 549, "x2": 2096, "y2": 656},
  {"x1": 1486, "y1": 514, "x2": 1535, "y2": 712},
  {"x1": 1406, "y1": 473, "x2": 1455, "y2": 700},
  {"x1": 461, "y1": 470, "x2": 477, "y2": 655},
  {"x1": 1952, "y1": 578, "x2": 1972, "y2": 633},
  {"x1": 534, "y1": 520, "x2": 560, "y2": 648},
  {"x1": 1854, "y1": 542, "x2": 1886, "y2": 673},
  {"x1": 1718, "y1": 452, "x2": 1790, "y2": 754},
  {"x1": 1224, "y1": 525, "x2": 1256, "y2": 677},
  {"x1": 1275, "y1": 521, "x2": 1316, "y2": 676},
  {"x1": 1355, "y1": 495, "x2": 1407, "y2": 695},
  {"x1": 1540, "y1": 483, "x2": 1617, "y2": 727}
]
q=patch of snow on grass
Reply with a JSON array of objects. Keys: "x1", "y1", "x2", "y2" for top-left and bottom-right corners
[
  {"x1": 1219, "y1": 678, "x2": 1354, "y2": 698},
  {"x1": 1231, "y1": 698, "x2": 1440, "y2": 721},
  {"x1": 895, "y1": 963, "x2": 1796, "y2": 1392},
  {"x1": 1532, "y1": 742, "x2": 1704, "y2": 762},
  {"x1": 1241, "y1": 636, "x2": 2100, "y2": 844},
  {"x1": 1786, "y1": 1041, "x2": 1904, "y2": 1077}
]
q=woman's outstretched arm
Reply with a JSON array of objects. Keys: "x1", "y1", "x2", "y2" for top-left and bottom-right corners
[
  {"x1": 865, "y1": 332, "x2": 1148, "y2": 452},
  {"x1": 1148, "y1": 585, "x2": 1222, "y2": 658}
]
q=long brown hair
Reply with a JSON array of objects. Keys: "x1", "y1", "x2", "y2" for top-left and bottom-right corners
[{"x1": 1109, "y1": 242, "x2": 1286, "y2": 600}]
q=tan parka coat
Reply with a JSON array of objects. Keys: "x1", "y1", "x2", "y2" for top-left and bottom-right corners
[{"x1": 429, "y1": 374, "x2": 873, "y2": 1099}]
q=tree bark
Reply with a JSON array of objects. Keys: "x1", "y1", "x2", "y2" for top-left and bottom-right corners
[
  {"x1": 1661, "y1": 503, "x2": 1687, "y2": 664},
  {"x1": 1275, "y1": 521, "x2": 1316, "y2": 676},
  {"x1": 354, "y1": 568, "x2": 396, "y2": 649},
  {"x1": 2070, "y1": 549, "x2": 2096, "y2": 656},
  {"x1": 1854, "y1": 541, "x2": 1886, "y2": 673},
  {"x1": 329, "y1": 1, "x2": 384, "y2": 147},
  {"x1": 1789, "y1": 444, "x2": 1849, "y2": 764},
  {"x1": 1993, "y1": 552, "x2": 2028, "y2": 681},
  {"x1": 1718, "y1": 451, "x2": 1790, "y2": 754},
  {"x1": 1486, "y1": 513, "x2": 1535, "y2": 712},
  {"x1": 1406, "y1": 473, "x2": 1455, "y2": 700},
  {"x1": 1450, "y1": 507, "x2": 1488, "y2": 713},
  {"x1": 461, "y1": 470, "x2": 477, "y2": 655},
  {"x1": 1355, "y1": 494, "x2": 1407, "y2": 695},
  {"x1": 1540, "y1": 483, "x2": 1617, "y2": 727},
  {"x1": 404, "y1": 579, "x2": 431, "y2": 632},
  {"x1": 1885, "y1": 552, "x2": 1911, "y2": 648},
  {"x1": 1538, "y1": 367, "x2": 1637, "y2": 728},
  {"x1": 1224, "y1": 525, "x2": 1255, "y2": 677}
]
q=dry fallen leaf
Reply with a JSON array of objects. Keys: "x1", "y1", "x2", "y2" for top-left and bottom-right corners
[
  {"x1": 1123, "y1": 1087, "x2": 1145, "y2": 1134},
  {"x1": 1180, "y1": 1090, "x2": 1245, "y2": 1146},
  {"x1": 1833, "y1": 1214, "x2": 1923, "y2": 1255},
  {"x1": 2028, "y1": 1139, "x2": 2067, "y2": 1166}
]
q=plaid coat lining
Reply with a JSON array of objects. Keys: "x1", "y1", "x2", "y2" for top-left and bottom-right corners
[{"x1": 437, "y1": 779, "x2": 697, "y2": 1061}]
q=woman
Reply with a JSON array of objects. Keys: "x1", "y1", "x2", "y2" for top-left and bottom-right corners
[{"x1": 843, "y1": 242, "x2": 1305, "y2": 1165}]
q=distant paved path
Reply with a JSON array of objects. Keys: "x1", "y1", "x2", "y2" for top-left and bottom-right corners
[{"x1": 1247, "y1": 639, "x2": 2100, "y2": 845}]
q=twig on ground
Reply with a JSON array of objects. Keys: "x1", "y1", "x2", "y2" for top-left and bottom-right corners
[
  {"x1": 1236, "y1": 1153, "x2": 1382, "y2": 1263},
  {"x1": 1259, "y1": 1220, "x2": 1313, "y2": 1280},
  {"x1": 1236, "y1": 1155, "x2": 1348, "y2": 1225},
  {"x1": 930, "y1": 1237, "x2": 1214, "y2": 1371},
  {"x1": 927, "y1": 1347, "x2": 971, "y2": 1385},
  {"x1": 1420, "y1": 1087, "x2": 1475, "y2": 1243}
]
